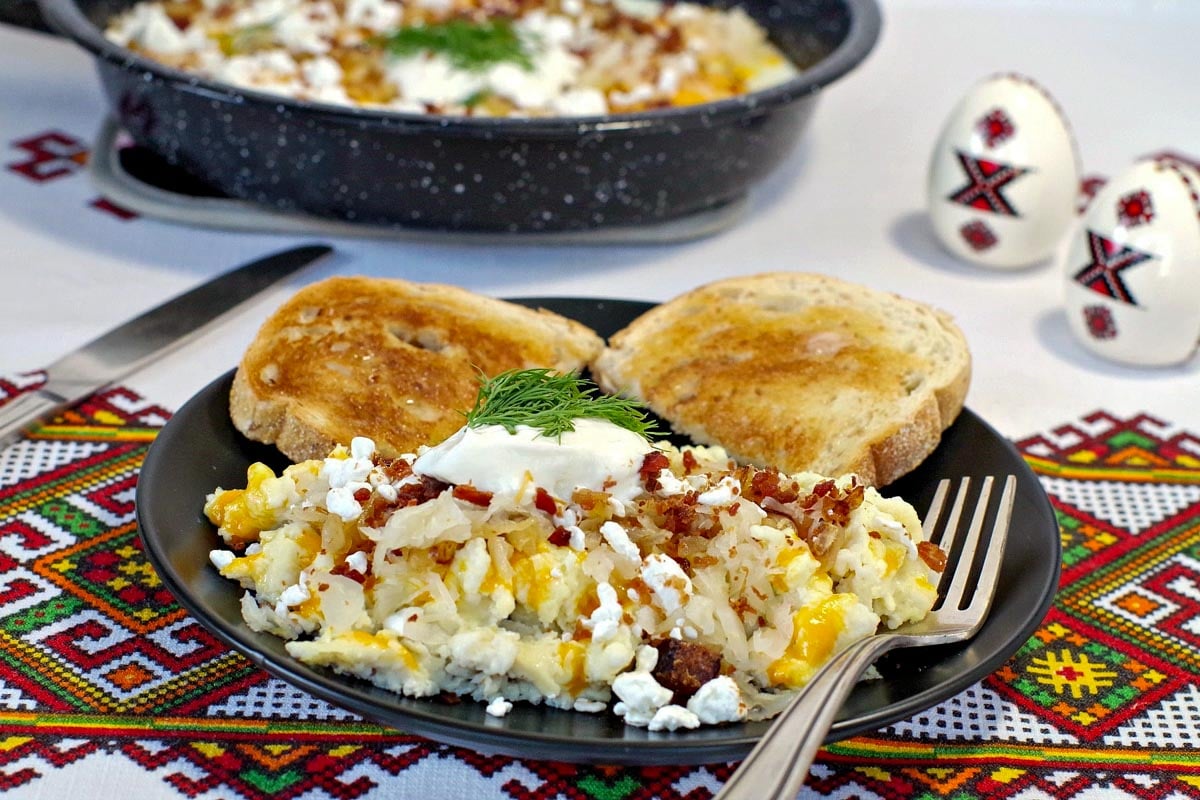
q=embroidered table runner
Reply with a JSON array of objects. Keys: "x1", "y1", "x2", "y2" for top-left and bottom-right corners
[{"x1": 1, "y1": 379, "x2": 1197, "y2": 799}]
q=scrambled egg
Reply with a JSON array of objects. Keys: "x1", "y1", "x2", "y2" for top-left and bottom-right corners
[{"x1": 205, "y1": 431, "x2": 941, "y2": 730}]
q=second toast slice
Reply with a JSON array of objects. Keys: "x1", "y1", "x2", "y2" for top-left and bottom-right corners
[{"x1": 591, "y1": 272, "x2": 971, "y2": 486}]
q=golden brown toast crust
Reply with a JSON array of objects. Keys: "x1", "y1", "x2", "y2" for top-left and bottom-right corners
[
  {"x1": 592, "y1": 273, "x2": 971, "y2": 486},
  {"x1": 231, "y1": 276, "x2": 604, "y2": 461}
]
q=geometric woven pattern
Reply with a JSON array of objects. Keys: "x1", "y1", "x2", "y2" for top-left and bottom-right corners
[{"x1": 2, "y1": 386, "x2": 1199, "y2": 799}]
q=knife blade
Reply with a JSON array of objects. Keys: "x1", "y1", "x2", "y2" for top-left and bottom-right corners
[{"x1": 0, "y1": 243, "x2": 333, "y2": 442}]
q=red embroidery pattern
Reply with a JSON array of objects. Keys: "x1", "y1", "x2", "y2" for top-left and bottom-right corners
[
  {"x1": 1117, "y1": 190, "x2": 1154, "y2": 227},
  {"x1": 976, "y1": 108, "x2": 1015, "y2": 148},
  {"x1": 6, "y1": 131, "x2": 88, "y2": 182},
  {"x1": 946, "y1": 151, "x2": 1030, "y2": 217},
  {"x1": 1073, "y1": 230, "x2": 1155, "y2": 306},
  {"x1": 959, "y1": 219, "x2": 998, "y2": 252},
  {"x1": 1083, "y1": 304, "x2": 1117, "y2": 340},
  {"x1": 7, "y1": 130, "x2": 139, "y2": 219}
]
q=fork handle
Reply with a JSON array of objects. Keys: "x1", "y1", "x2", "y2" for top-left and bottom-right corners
[{"x1": 716, "y1": 634, "x2": 901, "y2": 800}]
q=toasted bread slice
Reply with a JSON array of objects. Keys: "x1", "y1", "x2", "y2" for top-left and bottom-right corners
[
  {"x1": 231, "y1": 276, "x2": 604, "y2": 461},
  {"x1": 592, "y1": 273, "x2": 971, "y2": 486}
]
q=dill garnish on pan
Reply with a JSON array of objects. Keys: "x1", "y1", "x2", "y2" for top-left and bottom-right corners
[
  {"x1": 465, "y1": 369, "x2": 660, "y2": 439},
  {"x1": 377, "y1": 19, "x2": 536, "y2": 72}
]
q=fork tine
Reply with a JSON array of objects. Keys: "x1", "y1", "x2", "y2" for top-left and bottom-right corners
[
  {"x1": 930, "y1": 477, "x2": 970, "y2": 553},
  {"x1": 921, "y1": 479, "x2": 952, "y2": 542},
  {"x1": 965, "y1": 475, "x2": 1016, "y2": 617},
  {"x1": 940, "y1": 476, "x2": 993, "y2": 612}
]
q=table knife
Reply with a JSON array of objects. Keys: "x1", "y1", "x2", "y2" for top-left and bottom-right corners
[{"x1": 0, "y1": 243, "x2": 333, "y2": 441}]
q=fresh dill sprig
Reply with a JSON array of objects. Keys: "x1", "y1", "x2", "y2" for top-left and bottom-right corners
[
  {"x1": 377, "y1": 19, "x2": 535, "y2": 73},
  {"x1": 217, "y1": 22, "x2": 276, "y2": 56},
  {"x1": 465, "y1": 369, "x2": 660, "y2": 440}
]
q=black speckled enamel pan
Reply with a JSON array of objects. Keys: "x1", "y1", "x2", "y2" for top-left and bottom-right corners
[{"x1": 39, "y1": 0, "x2": 880, "y2": 232}]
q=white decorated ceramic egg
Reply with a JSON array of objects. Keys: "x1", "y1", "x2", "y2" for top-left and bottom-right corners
[
  {"x1": 1062, "y1": 157, "x2": 1200, "y2": 366},
  {"x1": 927, "y1": 74, "x2": 1080, "y2": 269}
]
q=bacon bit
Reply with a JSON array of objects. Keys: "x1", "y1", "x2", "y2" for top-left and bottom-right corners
[
  {"x1": 331, "y1": 560, "x2": 367, "y2": 584},
  {"x1": 918, "y1": 541, "x2": 948, "y2": 572},
  {"x1": 395, "y1": 475, "x2": 449, "y2": 508},
  {"x1": 660, "y1": 493, "x2": 699, "y2": 535},
  {"x1": 353, "y1": 487, "x2": 371, "y2": 502},
  {"x1": 452, "y1": 484, "x2": 493, "y2": 507},
  {"x1": 548, "y1": 526, "x2": 572, "y2": 547},
  {"x1": 660, "y1": 26, "x2": 684, "y2": 53},
  {"x1": 639, "y1": 451, "x2": 671, "y2": 491},
  {"x1": 377, "y1": 457, "x2": 414, "y2": 482},
  {"x1": 728, "y1": 502, "x2": 741, "y2": 516},
  {"x1": 534, "y1": 487, "x2": 558, "y2": 516},
  {"x1": 681, "y1": 450, "x2": 699, "y2": 474},
  {"x1": 761, "y1": 476, "x2": 868, "y2": 559},
  {"x1": 665, "y1": 574, "x2": 689, "y2": 593},
  {"x1": 361, "y1": 492, "x2": 398, "y2": 528},
  {"x1": 317, "y1": 582, "x2": 330, "y2": 591},
  {"x1": 626, "y1": 576, "x2": 650, "y2": 600},
  {"x1": 868, "y1": 530, "x2": 882, "y2": 539},
  {"x1": 437, "y1": 692, "x2": 462, "y2": 705},
  {"x1": 731, "y1": 596, "x2": 755, "y2": 619},
  {"x1": 430, "y1": 541, "x2": 458, "y2": 564},
  {"x1": 743, "y1": 468, "x2": 800, "y2": 505}
]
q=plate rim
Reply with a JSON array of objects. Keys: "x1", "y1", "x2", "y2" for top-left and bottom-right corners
[{"x1": 135, "y1": 296, "x2": 1061, "y2": 764}]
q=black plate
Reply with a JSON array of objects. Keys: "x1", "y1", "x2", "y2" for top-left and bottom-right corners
[{"x1": 135, "y1": 298, "x2": 1060, "y2": 764}]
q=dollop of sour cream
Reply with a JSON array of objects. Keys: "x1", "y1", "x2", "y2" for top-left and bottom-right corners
[{"x1": 413, "y1": 418, "x2": 652, "y2": 503}]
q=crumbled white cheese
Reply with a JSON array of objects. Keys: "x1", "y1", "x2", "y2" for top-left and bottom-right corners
[
  {"x1": 697, "y1": 476, "x2": 740, "y2": 507},
  {"x1": 230, "y1": 0, "x2": 295, "y2": 28},
  {"x1": 648, "y1": 704, "x2": 700, "y2": 731},
  {"x1": 485, "y1": 696, "x2": 513, "y2": 717},
  {"x1": 106, "y1": 4, "x2": 209, "y2": 55},
  {"x1": 601, "y1": 521, "x2": 641, "y2": 562},
  {"x1": 614, "y1": 0, "x2": 661, "y2": 21},
  {"x1": 209, "y1": 550, "x2": 235, "y2": 570},
  {"x1": 276, "y1": 0, "x2": 337, "y2": 53},
  {"x1": 279, "y1": 580, "x2": 311, "y2": 607},
  {"x1": 573, "y1": 698, "x2": 607, "y2": 713},
  {"x1": 326, "y1": 483, "x2": 368, "y2": 521},
  {"x1": 324, "y1": 442, "x2": 375, "y2": 488},
  {"x1": 301, "y1": 56, "x2": 350, "y2": 103},
  {"x1": 654, "y1": 469, "x2": 688, "y2": 496},
  {"x1": 343, "y1": 0, "x2": 402, "y2": 31},
  {"x1": 568, "y1": 525, "x2": 587, "y2": 551},
  {"x1": 686, "y1": 675, "x2": 747, "y2": 724},
  {"x1": 642, "y1": 552, "x2": 691, "y2": 614},
  {"x1": 612, "y1": 666, "x2": 672, "y2": 727},
  {"x1": 585, "y1": 581, "x2": 624, "y2": 642}
]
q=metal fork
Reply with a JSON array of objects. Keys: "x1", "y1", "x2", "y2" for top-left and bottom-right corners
[{"x1": 715, "y1": 475, "x2": 1017, "y2": 800}]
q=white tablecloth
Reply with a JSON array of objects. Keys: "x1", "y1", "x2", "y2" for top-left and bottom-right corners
[
  {"x1": 2, "y1": 3, "x2": 1200, "y2": 798},
  {"x1": 3, "y1": 0, "x2": 1198, "y2": 438}
]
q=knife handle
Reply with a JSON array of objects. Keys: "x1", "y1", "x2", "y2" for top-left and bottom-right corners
[{"x1": 0, "y1": 390, "x2": 65, "y2": 444}]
